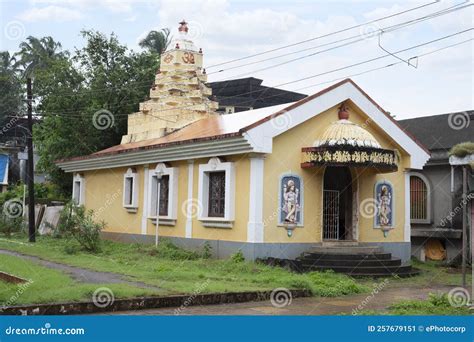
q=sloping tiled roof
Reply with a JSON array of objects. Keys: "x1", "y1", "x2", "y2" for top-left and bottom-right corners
[
  {"x1": 398, "y1": 111, "x2": 474, "y2": 150},
  {"x1": 58, "y1": 78, "x2": 429, "y2": 163}
]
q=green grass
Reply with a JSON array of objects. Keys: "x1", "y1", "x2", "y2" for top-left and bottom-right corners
[
  {"x1": 356, "y1": 259, "x2": 472, "y2": 289},
  {"x1": 0, "y1": 235, "x2": 367, "y2": 304},
  {"x1": 0, "y1": 254, "x2": 158, "y2": 305},
  {"x1": 359, "y1": 293, "x2": 472, "y2": 315}
]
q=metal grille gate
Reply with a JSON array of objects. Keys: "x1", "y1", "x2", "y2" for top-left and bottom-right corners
[{"x1": 323, "y1": 190, "x2": 339, "y2": 240}]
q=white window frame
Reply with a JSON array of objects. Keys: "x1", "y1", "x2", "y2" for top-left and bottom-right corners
[
  {"x1": 147, "y1": 163, "x2": 178, "y2": 226},
  {"x1": 409, "y1": 172, "x2": 432, "y2": 224},
  {"x1": 123, "y1": 168, "x2": 139, "y2": 212},
  {"x1": 72, "y1": 173, "x2": 85, "y2": 205},
  {"x1": 198, "y1": 157, "x2": 235, "y2": 228}
]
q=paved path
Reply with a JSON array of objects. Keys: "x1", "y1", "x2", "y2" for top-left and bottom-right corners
[
  {"x1": 100, "y1": 285, "x2": 453, "y2": 315},
  {"x1": 0, "y1": 249, "x2": 161, "y2": 291}
]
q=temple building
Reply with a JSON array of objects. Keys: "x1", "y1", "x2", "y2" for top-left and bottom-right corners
[{"x1": 57, "y1": 21, "x2": 430, "y2": 270}]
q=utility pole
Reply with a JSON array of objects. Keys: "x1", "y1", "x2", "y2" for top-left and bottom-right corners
[
  {"x1": 26, "y1": 77, "x2": 35, "y2": 243},
  {"x1": 461, "y1": 165, "x2": 467, "y2": 287}
]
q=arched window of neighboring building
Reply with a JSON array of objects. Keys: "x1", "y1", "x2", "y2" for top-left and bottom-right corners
[{"x1": 410, "y1": 173, "x2": 431, "y2": 223}]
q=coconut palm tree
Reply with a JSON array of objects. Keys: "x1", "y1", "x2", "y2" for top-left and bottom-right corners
[
  {"x1": 15, "y1": 36, "x2": 66, "y2": 79},
  {"x1": 139, "y1": 28, "x2": 171, "y2": 55},
  {"x1": 0, "y1": 51, "x2": 23, "y2": 120}
]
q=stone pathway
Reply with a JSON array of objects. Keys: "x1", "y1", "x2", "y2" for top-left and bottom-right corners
[
  {"x1": 0, "y1": 249, "x2": 162, "y2": 291},
  {"x1": 100, "y1": 285, "x2": 454, "y2": 315}
]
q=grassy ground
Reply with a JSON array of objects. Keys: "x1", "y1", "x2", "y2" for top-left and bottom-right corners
[
  {"x1": 0, "y1": 235, "x2": 366, "y2": 305},
  {"x1": 0, "y1": 253, "x2": 158, "y2": 305},
  {"x1": 360, "y1": 293, "x2": 471, "y2": 315}
]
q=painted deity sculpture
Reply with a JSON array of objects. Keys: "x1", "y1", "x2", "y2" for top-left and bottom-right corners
[
  {"x1": 377, "y1": 185, "x2": 392, "y2": 226},
  {"x1": 283, "y1": 179, "x2": 300, "y2": 224}
]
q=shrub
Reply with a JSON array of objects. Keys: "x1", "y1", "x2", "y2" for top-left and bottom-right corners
[
  {"x1": 230, "y1": 249, "x2": 245, "y2": 263},
  {"x1": 148, "y1": 239, "x2": 201, "y2": 260},
  {"x1": 202, "y1": 241, "x2": 212, "y2": 259},
  {"x1": 57, "y1": 202, "x2": 104, "y2": 253}
]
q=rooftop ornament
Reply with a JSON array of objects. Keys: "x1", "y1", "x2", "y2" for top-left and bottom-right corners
[{"x1": 301, "y1": 102, "x2": 398, "y2": 172}]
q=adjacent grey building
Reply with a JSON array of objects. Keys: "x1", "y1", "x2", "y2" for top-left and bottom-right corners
[{"x1": 399, "y1": 110, "x2": 474, "y2": 263}]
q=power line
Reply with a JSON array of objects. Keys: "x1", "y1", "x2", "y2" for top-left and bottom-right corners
[
  {"x1": 16, "y1": 1, "x2": 469, "y2": 101},
  {"x1": 210, "y1": 2, "x2": 472, "y2": 78},
  {"x1": 206, "y1": 0, "x2": 442, "y2": 69},
  {"x1": 17, "y1": 30, "x2": 471, "y2": 119}
]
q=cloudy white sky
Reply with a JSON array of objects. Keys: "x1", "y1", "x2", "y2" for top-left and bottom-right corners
[{"x1": 1, "y1": 0, "x2": 473, "y2": 119}]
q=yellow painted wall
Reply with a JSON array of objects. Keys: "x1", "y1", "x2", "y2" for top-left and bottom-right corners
[
  {"x1": 83, "y1": 156, "x2": 250, "y2": 242},
  {"x1": 83, "y1": 101, "x2": 411, "y2": 245},
  {"x1": 84, "y1": 166, "x2": 143, "y2": 235},
  {"x1": 262, "y1": 102, "x2": 410, "y2": 243}
]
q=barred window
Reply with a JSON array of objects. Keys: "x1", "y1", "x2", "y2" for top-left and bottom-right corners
[
  {"x1": 208, "y1": 171, "x2": 226, "y2": 217},
  {"x1": 410, "y1": 175, "x2": 429, "y2": 222},
  {"x1": 158, "y1": 175, "x2": 170, "y2": 216}
]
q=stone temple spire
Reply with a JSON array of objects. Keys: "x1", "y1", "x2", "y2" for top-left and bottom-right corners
[{"x1": 121, "y1": 20, "x2": 218, "y2": 144}]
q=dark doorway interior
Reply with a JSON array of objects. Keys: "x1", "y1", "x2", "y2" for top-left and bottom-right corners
[{"x1": 323, "y1": 166, "x2": 353, "y2": 240}]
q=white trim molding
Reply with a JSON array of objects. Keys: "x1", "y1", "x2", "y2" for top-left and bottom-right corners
[
  {"x1": 243, "y1": 81, "x2": 430, "y2": 170},
  {"x1": 198, "y1": 157, "x2": 235, "y2": 228},
  {"x1": 123, "y1": 168, "x2": 139, "y2": 213},
  {"x1": 409, "y1": 171, "x2": 432, "y2": 224},
  {"x1": 185, "y1": 160, "x2": 194, "y2": 238},
  {"x1": 247, "y1": 154, "x2": 265, "y2": 242},
  {"x1": 72, "y1": 173, "x2": 85, "y2": 205},
  {"x1": 148, "y1": 163, "x2": 179, "y2": 226},
  {"x1": 141, "y1": 164, "x2": 149, "y2": 235},
  {"x1": 404, "y1": 171, "x2": 411, "y2": 242}
]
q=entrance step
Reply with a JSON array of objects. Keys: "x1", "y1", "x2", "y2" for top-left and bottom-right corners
[
  {"x1": 322, "y1": 241, "x2": 359, "y2": 247},
  {"x1": 258, "y1": 245, "x2": 419, "y2": 278},
  {"x1": 308, "y1": 246, "x2": 383, "y2": 255}
]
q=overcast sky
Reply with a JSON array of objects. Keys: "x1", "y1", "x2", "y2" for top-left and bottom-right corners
[{"x1": 1, "y1": 0, "x2": 472, "y2": 119}]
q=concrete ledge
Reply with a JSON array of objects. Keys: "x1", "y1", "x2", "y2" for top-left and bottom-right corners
[
  {"x1": 101, "y1": 232, "x2": 412, "y2": 264},
  {"x1": 0, "y1": 289, "x2": 311, "y2": 316},
  {"x1": 0, "y1": 271, "x2": 28, "y2": 284}
]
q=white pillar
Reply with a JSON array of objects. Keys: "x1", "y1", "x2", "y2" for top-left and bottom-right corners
[
  {"x1": 247, "y1": 155, "x2": 265, "y2": 243},
  {"x1": 404, "y1": 171, "x2": 411, "y2": 242},
  {"x1": 185, "y1": 160, "x2": 194, "y2": 238},
  {"x1": 141, "y1": 164, "x2": 149, "y2": 235}
]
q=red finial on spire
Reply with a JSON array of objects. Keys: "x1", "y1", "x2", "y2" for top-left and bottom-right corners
[
  {"x1": 338, "y1": 102, "x2": 349, "y2": 120},
  {"x1": 178, "y1": 20, "x2": 189, "y2": 34}
]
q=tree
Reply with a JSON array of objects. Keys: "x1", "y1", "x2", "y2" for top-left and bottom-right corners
[
  {"x1": 0, "y1": 51, "x2": 23, "y2": 125},
  {"x1": 139, "y1": 28, "x2": 171, "y2": 54},
  {"x1": 34, "y1": 30, "x2": 159, "y2": 194},
  {"x1": 15, "y1": 36, "x2": 66, "y2": 79}
]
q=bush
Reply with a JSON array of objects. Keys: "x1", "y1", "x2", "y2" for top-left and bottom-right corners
[
  {"x1": 230, "y1": 249, "x2": 245, "y2": 263},
  {"x1": 147, "y1": 239, "x2": 201, "y2": 260},
  {"x1": 57, "y1": 202, "x2": 104, "y2": 253},
  {"x1": 202, "y1": 242, "x2": 212, "y2": 259}
]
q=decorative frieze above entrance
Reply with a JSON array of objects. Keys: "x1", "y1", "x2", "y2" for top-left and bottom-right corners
[{"x1": 301, "y1": 146, "x2": 398, "y2": 172}]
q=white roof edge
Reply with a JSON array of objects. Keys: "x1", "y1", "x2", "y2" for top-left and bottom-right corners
[{"x1": 244, "y1": 81, "x2": 430, "y2": 170}]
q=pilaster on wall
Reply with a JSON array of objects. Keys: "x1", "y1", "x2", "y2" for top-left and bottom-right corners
[
  {"x1": 185, "y1": 160, "x2": 194, "y2": 238},
  {"x1": 247, "y1": 154, "x2": 265, "y2": 243},
  {"x1": 404, "y1": 171, "x2": 411, "y2": 242},
  {"x1": 141, "y1": 164, "x2": 149, "y2": 235}
]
